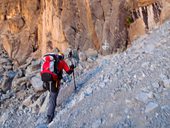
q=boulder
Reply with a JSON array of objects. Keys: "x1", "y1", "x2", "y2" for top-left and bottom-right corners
[
  {"x1": 25, "y1": 60, "x2": 41, "y2": 77},
  {"x1": 31, "y1": 59, "x2": 41, "y2": 71},
  {"x1": 16, "y1": 90, "x2": 27, "y2": 101},
  {"x1": 30, "y1": 93, "x2": 46, "y2": 113},
  {"x1": 39, "y1": 92, "x2": 49, "y2": 113},
  {"x1": 163, "y1": 79, "x2": 170, "y2": 88},
  {"x1": 79, "y1": 52, "x2": 87, "y2": 62},
  {"x1": 22, "y1": 95, "x2": 33, "y2": 107},
  {"x1": 145, "y1": 102, "x2": 158, "y2": 113},
  {"x1": 1, "y1": 75, "x2": 13, "y2": 92},
  {"x1": 12, "y1": 76, "x2": 28, "y2": 89},
  {"x1": 30, "y1": 74, "x2": 44, "y2": 92},
  {"x1": 85, "y1": 48, "x2": 98, "y2": 60},
  {"x1": 135, "y1": 91, "x2": 153, "y2": 103}
]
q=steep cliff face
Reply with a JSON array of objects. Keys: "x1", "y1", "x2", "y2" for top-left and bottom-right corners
[
  {"x1": 127, "y1": 0, "x2": 170, "y2": 41},
  {"x1": 0, "y1": 0, "x2": 128, "y2": 65},
  {"x1": 0, "y1": 0, "x2": 169, "y2": 65},
  {"x1": 40, "y1": 0, "x2": 128, "y2": 55},
  {"x1": 0, "y1": 0, "x2": 40, "y2": 65}
]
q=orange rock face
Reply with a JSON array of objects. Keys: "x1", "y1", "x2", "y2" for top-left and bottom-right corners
[{"x1": 0, "y1": 0, "x2": 169, "y2": 65}]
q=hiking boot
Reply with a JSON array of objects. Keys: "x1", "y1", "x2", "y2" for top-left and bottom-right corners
[{"x1": 46, "y1": 115, "x2": 53, "y2": 124}]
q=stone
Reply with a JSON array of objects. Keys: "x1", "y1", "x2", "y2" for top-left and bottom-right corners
[
  {"x1": 1, "y1": 75, "x2": 13, "y2": 92},
  {"x1": 0, "y1": 67, "x2": 5, "y2": 74},
  {"x1": 159, "y1": 74, "x2": 168, "y2": 81},
  {"x1": 152, "y1": 82, "x2": 160, "y2": 88},
  {"x1": 30, "y1": 93, "x2": 46, "y2": 113},
  {"x1": 39, "y1": 92, "x2": 49, "y2": 113},
  {"x1": 163, "y1": 79, "x2": 170, "y2": 88},
  {"x1": 84, "y1": 87, "x2": 93, "y2": 96},
  {"x1": 135, "y1": 91, "x2": 153, "y2": 103},
  {"x1": 0, "y1": 58, "x2": 10, "y2": 64},
  {"x1": 12, "y1": 77, "x2": 28, "y2": 89},
  {"x1": 0, "y1": 92, "x2": 13, "y2": 102},
  {"x1": 30, "y1": 74, "x2": 44, "y2": 92},
  {"x1": 145, "y1": 102, "x2": 158, "y2": 113},
  {"x1": 22, "y1": 95, "x2": 33, "y2": 107},
  {"x1": 16, "y1": 90, "x2": 27, "y2": 101},
  {"x1": 79, "y1": 52, "x2": 87, "y2": 62},
  {"x1": 25, "y1": 66, "x2": 34, "y2": 76},
  {"x1": 30, "y1": 93, "x2": 47, "y2": 108},
  {"x1": 85, "y1": 48, "x2": 98, "y2": 60},
  {"x1": 147, "y1": 92, "x2": 154, "y2": 99},
  {"x1": 31, "y1": 59, "x2": 41, "y2": 71},
  {"x1": 99, "y1": 83, "x2": 106, "y2": 88},
  {"x1": 87, "y1": 58, "x2": 95, "y2": 62},
  {"x1": 128, "y1": 18, "x2": 146, "y2": 41}
]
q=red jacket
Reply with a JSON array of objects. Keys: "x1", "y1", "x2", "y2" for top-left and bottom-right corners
[
  {"x1": 56, "y1": 59, "x2": 73, "y2": 80},
  {"x1": 56, "y1": 60, "x2": 73, "y2": 88},
  {"x1": 58, "y1": 60, "x2": 72, "y2": 74}
]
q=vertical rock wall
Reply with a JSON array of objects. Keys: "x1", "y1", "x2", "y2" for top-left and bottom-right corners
[
  {"x1": 0, "y1": 0, "x2": 169, "y2": 65},
  {"x1": 0, "y1": 0, "x2": 40, "y2": 65},
  {"x1": 127, "y1": 0, "x2": 163, "y2": 41},
  {"x1": 39, "y1": 0, "x2": 128, "y2": 55}
]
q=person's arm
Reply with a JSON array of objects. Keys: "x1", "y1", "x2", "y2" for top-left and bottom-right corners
[{"x1": 61, "y1": 60, "x2": 73, "y2": 75}]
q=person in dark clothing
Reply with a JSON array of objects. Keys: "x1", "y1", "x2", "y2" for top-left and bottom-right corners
[{"x1": 43, "y1": 52, "x2": 74, "y2": 124}]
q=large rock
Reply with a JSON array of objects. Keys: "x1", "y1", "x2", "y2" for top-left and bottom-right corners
[
  {"x1": 135, "y1": 91, "x2": 153, "y2": 103},
  {"x1": 25, "y1": 59, "x2": 41, "y2": 77},
  {"x1": 1, "y1": 75, "x2": 13, "y2": 92},
  {"x1": 85, "y1": 48, "x2": 98, "y2": 60},
  {"x1": 30, "y1": 74, "x2": 44, "y2": 92},
  {"x1": 145, "y1": 102, "x2": 158, "y2": 113},
  {"x1": 128, "y1": 18, "x2": 146, "y2": 42},
  {"x1": 39, "y1": 92, "x2": 49, "y2": 113},
  {"x1": 163, "y1": 79, "x2": 170, "y2": 88},
  {"x1": 79, "y1": 52, "x2": 87, "y2": 62},
  {"x1": 22, "y1": 95, "x2": 33, "y2": 107}
]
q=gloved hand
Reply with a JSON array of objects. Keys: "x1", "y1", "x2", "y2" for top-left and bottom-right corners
[{"x1": 70, "y1": 64, "x2": 75, "y2": 69}]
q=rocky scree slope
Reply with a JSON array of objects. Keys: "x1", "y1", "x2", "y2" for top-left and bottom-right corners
[
  {"x1": 0, "y1": 20, "x2": 170, "y2": 128},
  {"x1": 49, "y1": 20, "x2": 170, "y2": 127}
]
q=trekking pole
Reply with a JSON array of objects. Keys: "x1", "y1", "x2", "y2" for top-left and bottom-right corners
[
  {"x1": 72, "y1": 68, "x2": 77, "y2": 91},
  {"x1": 68, "y1": 51, "x2": 77, "y2": 91}
]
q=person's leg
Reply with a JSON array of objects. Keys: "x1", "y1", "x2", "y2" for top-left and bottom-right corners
[
  {"x1": 47, "y1": 81, "x2": 59, "y2": 123},
  {"x1": 47, "y1": 91, "x2": 58, "y2": 118}
]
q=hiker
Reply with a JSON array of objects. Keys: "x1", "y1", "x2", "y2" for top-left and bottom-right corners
[{"x1": 41, "y1": 49, "x2": 75, "y2": 124}]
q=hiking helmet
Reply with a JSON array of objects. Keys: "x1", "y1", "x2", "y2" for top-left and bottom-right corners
[{"x1": 58, "y1": 52, "x2": 64, "y2": 60}]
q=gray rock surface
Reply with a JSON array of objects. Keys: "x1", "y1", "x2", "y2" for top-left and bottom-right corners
[
  {"x1": 30, "y1": 74, "x2": 44, "y2": 92},
  {"x1": 145, "y1": 102, "x2": 159, "y2": 113},
  {"x1": 49, "y1": 20, "x2": 170, "y2": 128}
]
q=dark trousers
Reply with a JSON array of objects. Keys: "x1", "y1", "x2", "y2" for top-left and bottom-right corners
[{"x1": 43, "y1": 80, "x2": 60, "y2": 119}]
